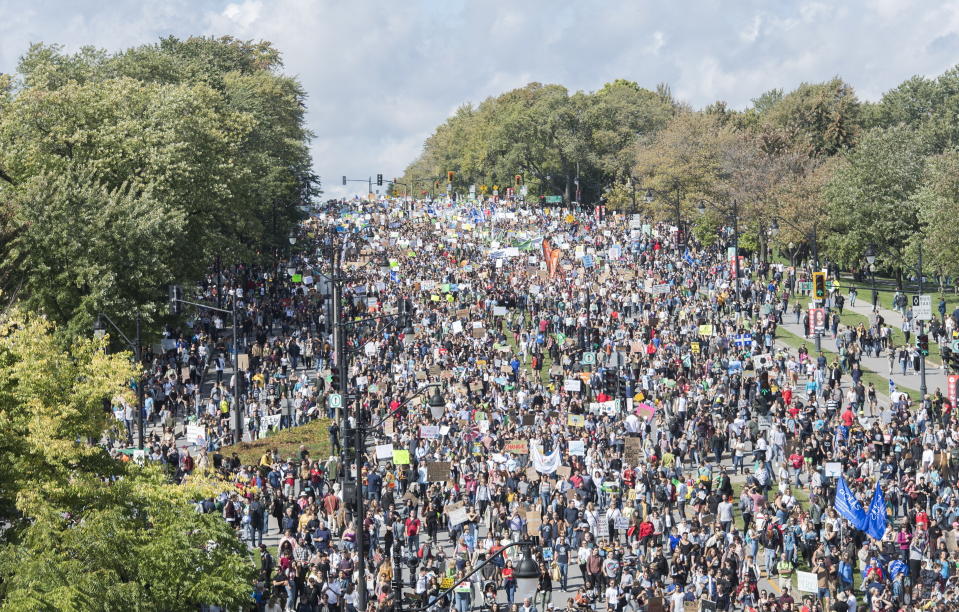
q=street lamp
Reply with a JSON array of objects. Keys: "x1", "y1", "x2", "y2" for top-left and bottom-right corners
[
  {"x1": 397, "y1": 540, "x2": 537, "y2": 612},
  {"x1": 288, "y1": 233, "x2": 297, "y2": 246},
  {"x1": 94, "y1": 312, "x2": 146, "y2": 450},
  {"x1": 698, "y1": 199, "x2": 740, "y2": 296},
  {"x1": 643, "y1": 188, "x2": 654, "y2": 204},
  {"x1": 514, "y1": 544, "x2": 541, "y2": 602},
  {"x1": 768, "y1": 218, "x2": 779, "y2": 237},
  {"x1": 427, "y1": 386, "x2": 446, "y2": 420},
  {"x1": 865, "y1": 245, "x2": 878, "y2": 314}
]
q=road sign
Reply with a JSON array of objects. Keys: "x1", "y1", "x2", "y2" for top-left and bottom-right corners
[
  {"x1": 913, "y1": 294, "x2": 932, "y2": 321},
  {"x1": 327, "y1": 393, "x2": 342, "y2": 409},
  {"x1": 952, "y1": 340, "x2": 959, "y2": 353},
  {"x1": 581, "y1": 351, "x2": 596, "y2": 366},
  {"x1": 545, "y1": 195, "x2": 563, "y2": 203}
]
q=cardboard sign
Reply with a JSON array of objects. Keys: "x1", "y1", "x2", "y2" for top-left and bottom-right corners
[
  {"x1": 521, "y1": 414, "x2": 535, "y2": 426},
  {"x1": 564, "y1": 379, "x2": 582, "y2": 392},
  {"x1": 567, "y1": 414, "x2": 585, "y2": 427},
  {"x1": 426, "y1": 461, "x2": 451, "y2": 482},
  {"x1": 237, "y1": 353, "x2": 249, "y2": 371},
  {"x1": 556, "y1": 466, "x2": 571, "y2": 479},
  {"x1": 568, "y1": 440, "x2": 586, "y2": 456},
  {"x1": 392, "y1": 450, "x2": 411, "y2": 465},
  {"x1": 505, "y1": 439, "x2": 529, "y2": 454},
  {"x1": 448, "y1": 505, "x2": 469, "y2": 526},
  {"x1": 420, "y1": 425, "x2": 441, "y2": 439},
  {"x1": 797, "y1": 570, "x2": 818, "y2": 593},
  {"x1": 625, "y1": 438, "x2": 643, "y2": 463},
  {"x1": 596, "y1": 511, "x2": 609, "y2": 537},
  {"x1": 375, "y1": 444, "x2": 394, "y2": 460}
]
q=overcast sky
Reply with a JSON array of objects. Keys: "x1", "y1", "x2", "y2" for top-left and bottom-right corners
[{"x1": 3, "y1": 0, "x2": 959, "y2": 198}]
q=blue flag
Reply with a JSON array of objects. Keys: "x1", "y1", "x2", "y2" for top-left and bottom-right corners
[
  {"x1": 834, "y1": 476, "x2": 868, "y2": 530},
  {"x1": 864, "y1": 482, "x2": 888, "y2": 540},
  {"x1": 888, "y1": 558, "x2": 908, "y2": 578}
]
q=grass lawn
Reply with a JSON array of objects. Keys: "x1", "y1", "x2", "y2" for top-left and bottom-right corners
[
  {"x1": 222, "y1": 418, "x2": 332, "y2": 465},
  {"x1": 840, "y1": 273, "x2": 959, "y2": 315}
]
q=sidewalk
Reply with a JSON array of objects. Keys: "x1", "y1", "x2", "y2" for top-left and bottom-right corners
[{"x1": 775, "y1": 301, "x2": 948, "y2": 402}]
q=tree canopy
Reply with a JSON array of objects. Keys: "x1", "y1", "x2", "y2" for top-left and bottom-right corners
[
  {"x1": 403, "y1": 65, "x2": 959, "y2": 287},
  {"x1": 0, "y1": 37, "x2": 318, "y2": 337},
  {"x1": 0, "y1": 306, "x2": 253, "y2": 610}
]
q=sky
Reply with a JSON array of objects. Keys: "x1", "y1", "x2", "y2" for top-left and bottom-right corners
[{"x1": 2, "y1": 0, "x2": 959, "y2": 198}]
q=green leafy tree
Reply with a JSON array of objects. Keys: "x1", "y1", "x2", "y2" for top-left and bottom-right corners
[
  {"x1": 0, "y1": 307, "x2": 254, "y2": 610},
  {"x1": 0, "y1": 37, "x2": 317, "y2": 335},
  {"x1": 1, "y1": 466, "x2": 254, "y2": 611},
  {"x1": 823, "y1": 125, "x2": 927, "y2": 286},
  {"x1": 914, "y1": 151, "x2": 959, "y2": 282}
]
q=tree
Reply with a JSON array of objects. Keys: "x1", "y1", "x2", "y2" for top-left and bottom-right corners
[
  {"x1": 1, "y1": 466, "x2": 254, "y2": 611},
  {"x1": 756, "y1": 77, "x2": 862, "y2": 156},
  {"x1": 0, "y1": 38, "x2": 317, "y2": 336},
  {"x1": 633, "y1": 111, "x2": 732, "y2": 222},
  {"x1": 914, "y1": 151, "x2": 959, "y2": 282},
  {"x1": 0, "y1": 307, "x2": 254, "y2": 610},
  {"x1": 823, "y1": 125, "x2": 927, "y2": 286},
  {"x1": 0, "y1": 307, "x2": 131, "y2": 523}
]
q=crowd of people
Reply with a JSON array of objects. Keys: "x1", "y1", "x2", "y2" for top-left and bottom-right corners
[{"x1": 115, "y1": 196, "x2": 959, "y2": 612}]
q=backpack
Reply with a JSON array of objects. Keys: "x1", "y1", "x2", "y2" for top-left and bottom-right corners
[{"x1": 655, "y1": 485, "x2": 668, "y2": 503}]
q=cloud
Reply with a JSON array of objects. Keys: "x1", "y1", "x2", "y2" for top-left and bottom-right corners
[{"x1": 1, "y1": 0, "x2": 959, "y2": 198}]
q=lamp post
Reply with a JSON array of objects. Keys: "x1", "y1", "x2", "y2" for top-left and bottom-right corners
[
  {"x1": 355, "y1": 383, "x2": 444, "y2": 612},
  {"x1": 770, "y1": 216, "x2": 822, "y2": 351},
  {"x1": 644, "y1": 187, "x2": 683, "y2": 246},
  {"x1": 94, "y1": 312, "x2": 145, "y2": 450},
  {"x1": 169, "y1": 288, "x2": 243, "y2": 441},
  {"x1": 865, "y1": 246, "x2": 877, "y2": 314},
  {"x1": 394, "y1": 540, "x2": 537, "y2": 612},
  {"x1": 917, "y1": 240, "x2": 928, "y2": 399},
  {"x1": 697, "y1": 199, "x2": 739, "y2": 296}
]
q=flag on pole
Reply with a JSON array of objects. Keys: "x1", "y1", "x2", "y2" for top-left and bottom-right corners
[
  {"x1": 834, "y1": 476, "x2": 868, "y2": 530},
  {"x1": 864, "y1": 481, "x2": 888, "y2": 540}
]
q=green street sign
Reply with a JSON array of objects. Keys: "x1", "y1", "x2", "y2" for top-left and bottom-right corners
[{"x1": 545, "y1": 195, "x2": 563, "y2": 204}]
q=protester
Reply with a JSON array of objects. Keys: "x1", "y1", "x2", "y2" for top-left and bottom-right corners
[{"x1": 115, "y1": 196, "x2": 959, "y2": 612}]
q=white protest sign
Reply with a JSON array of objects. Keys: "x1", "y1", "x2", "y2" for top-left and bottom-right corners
[{"x1": 375, "y1": 444, "x2": 394, "y2": 460}]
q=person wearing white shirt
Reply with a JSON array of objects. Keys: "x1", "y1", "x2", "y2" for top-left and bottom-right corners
[{"x1": 605, "y1": 585, "x2": 619, "y2": 611}]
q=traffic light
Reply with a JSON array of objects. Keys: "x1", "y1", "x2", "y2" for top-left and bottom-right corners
[
  {"x1": 376, "y1": 174, "x2": 383, "y2": 186},
  {"x1": 813, "y1": 272, "x2": 826, "y2": 300},
  {"x1": 515, "y1": 174, "x2": 522, "y2": 186},
  {"x1": 943, "y1": 346, "x2": 954, "y2": 372},
  {"x1": 168, "y1": 285, "x2": 182, "y2": 315},
  {"x1": 330, "y1": 366, "x2": 341, "y2": 391},
  {"x1": 342, "y1": 175, "x2": 347, "y2": 186},
  {"x1": 918, "y1": 333, "x2": 929, "y2": 357},
  {"x1": 434, "y1": 180, "x2": 440, "y2": 189},
  {"x1": 447, "y1": 171, "x2": 455, "y2": 183}
]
